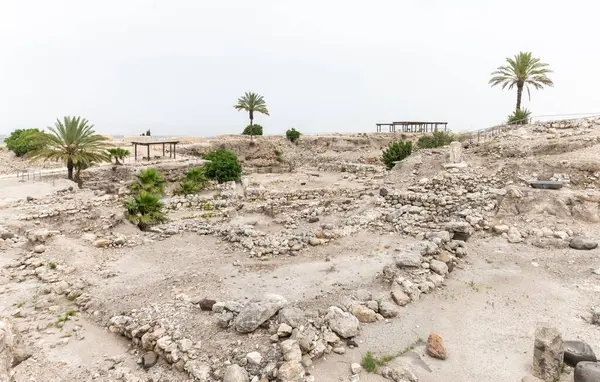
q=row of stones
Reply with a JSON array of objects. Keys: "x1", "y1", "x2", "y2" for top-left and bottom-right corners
[{"x1": 105, "y1": 233, "x2": 464, "y2": 381}]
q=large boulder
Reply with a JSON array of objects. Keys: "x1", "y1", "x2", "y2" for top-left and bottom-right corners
[
  {"x1": 575, "y1": 361, "x2": 600, "y2": 382},
  {"x1": 324, "y1": 306, "x2": 360, "y2": 338},
  {"x1": 278, "y1": 307, "x2": 306, "y2": 328},
  {"x1": 0, "y1": 318, "x2": 30, "y2": 381},
  {"x1": 570, "y1": 237, "x2": 598, "y2": 250},
  {"x1": 234, "y1": 294, "x2": 288, "y2": 333},
  {"x1": 564, "y1": 340, "x2": 597, "y2": 367},
  {"x1": 532, "y1": 326, "x2": 563, "y2": 382}
]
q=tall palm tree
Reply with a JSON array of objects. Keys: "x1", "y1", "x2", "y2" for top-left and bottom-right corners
[
  {"x1": 234, "y1": 92, "x2": 269, "y2": 140},
  {"x1": 29, "y1": 116, "x2": 109, "y2": 180},
  {"x1": 489, "y1": 52, "x2": 554, "y2": 113}
]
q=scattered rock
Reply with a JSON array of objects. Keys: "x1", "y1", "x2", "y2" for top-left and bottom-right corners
[
  {"x1": 281, "y1": 340, "x2": 302, "y2": 362},
  {"x1": 234, "y1": 294, "x2": 288, "y2": 333},
  {"x1": 92, "y1": 238, "x2": 110, "y2": 248},
  {"x1": 198, "y1": 299, "x2": 216, "y2": 311},
  {"x1": 223, "y1": 364, "x2": 249, "y2": 382},
  {"x1": 33, "y1": 244, "x2": 46, "y2": 253},
  {"x1": 507, "y1": 227, "x2": 523, "y2": 243},
  {"x1": 429, "y1": 260, "x2": 448, "y2": 276},
  {"x1": 391, "y1": 289, "x2": 410, "y2": 307},
  {"x1": 218, "y1": 312, "x2": 234, "y2": 328},
  {"x1": 353, "y1": 289, "x2": 373, "y2": 302},
  {"x1": 564, "y1": 340, "x2": 597, "y2": 367},
  {"x1": 278, "y1": 307, "x2": 306, "y2": 328},
  {"x1": 184, "y1": 360, "x2": 211, "y2": 381},
  {"x1": 426, "y1": 333, "x2": 447, "y2": 360},
  {"x1": 395, "y1": 251, "x2": 422, "y2": 267},
  {"x1": 142, "y1": 351, "x2": 158, "y2": 369},
  {"x1": 574, "y1": 361, "x2": 600, "y2": 382},
  {"x1": 570, "y1": 237, "x2": 598, "y2": 250},
  {"x1": 277, "y1": 361, "x2": 305, "y2": 382},
  {"x1": 532, "y1": 326, "x2": 563, "y2": 382},
  {"x1": 379, "y1": 359, "x2": 418, "y2": 382},
  {"x1": 378, "y1": 301, "x2": 399, "y2": 318},
  {"x1": 246, "y1": 351, "x2": 262, "y2": 366},
  {"x1": 351, "y1": 363, "x2": 362, "y2": 375},
  {"x1": 349, "y1": 304, "x2": 377, "y2": 323},
  {"x1": 324, "y1": 306, "x2": 360, "y2": 338},
  {"x1": 277, "y1": 323, "x2": 293, "y2": 337}
]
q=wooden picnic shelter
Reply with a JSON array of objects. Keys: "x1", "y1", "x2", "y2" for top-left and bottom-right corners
[
  {"x1": 376, "y1": 121, "x2": 448, "y2": 133},
  {"x1": 131, "y1": 140, "x2": 179, "y2": 161}
]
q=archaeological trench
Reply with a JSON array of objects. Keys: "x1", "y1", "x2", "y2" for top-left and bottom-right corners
[{"x1": 2, "y1": 119, "x2": 600, "y2": 381}]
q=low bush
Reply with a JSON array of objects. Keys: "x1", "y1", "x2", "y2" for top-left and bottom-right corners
[
  {"x1": 130, "y1": 168, "x2": 167, "y2": 195},
  {"x1": 417, "y1": 130, "x2": 456, "y2": 149},
  {"x1": 124, "y1": 191, "x2": 167, "y2": 230},
  {"x1": 242, "y1": 124, "x2": 263, "y2": 136},
  {"x1": 107, "y1": 148, "x2": 130, "y2": 165},
  {"x1": 203, "y1": 149, "x2": 242, "y2": 183},
  {"x1": 4, "y1": 129, "x2": 48, "y2": 157},
  {"x1": 507, "y1": 108, "x2": 531, "y2": 125},
  {"x1": 381, "y1": 141, "x2": 412, "y2": 170},
  {"x1": 286, "y1": 128, "x2": 301, "y2": 143},
  {"x1": 174, "y1": 167, "x2": 209, "y2": 195}
]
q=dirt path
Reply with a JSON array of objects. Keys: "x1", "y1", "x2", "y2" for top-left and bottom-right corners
[{"x1": 313, "y1": 236, "x2": 600, "y2": 381}]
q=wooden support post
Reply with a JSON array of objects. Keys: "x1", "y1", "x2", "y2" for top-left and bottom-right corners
[
  {"x1": 163, "y1": 143, "x2": 165, "y2": 157},
  {"x1": 134, "y1": 144, "x2": 137, "y2": 161},
  {"x1": 173, "y1": 144, "x2": 176, "y2": 159},
  {"x1": 147, "y1": 144, "x2": 150, "y2": 161}
]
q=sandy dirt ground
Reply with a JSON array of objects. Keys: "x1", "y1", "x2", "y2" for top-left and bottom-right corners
[{"x1": 2, "y1": 121, "x2": 600, "y2": 382}]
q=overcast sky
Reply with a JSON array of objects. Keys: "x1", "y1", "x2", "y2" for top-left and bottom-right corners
[{"x1": 0, "y1": 0, "x2": 598, "y2": 136}]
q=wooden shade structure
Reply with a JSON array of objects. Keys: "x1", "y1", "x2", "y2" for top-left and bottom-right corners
[
  {"x1": 130, "y1": 140, "x2": 179, "y2": 161},
  {"x1": 376, "y1": 121, "x2": 448, "y2": 133}
]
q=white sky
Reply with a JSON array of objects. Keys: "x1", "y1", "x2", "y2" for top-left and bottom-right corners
[{"x1": 0, "y1": 0, "x2": 598, "y2": 136}]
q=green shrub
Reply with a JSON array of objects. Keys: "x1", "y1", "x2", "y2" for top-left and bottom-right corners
[
  {"x1": 361, "y1": 352, "x2": 377, "y2": 373},
  {"x1": 4, "y1": 129, "x2": 48, "y2": 157},
  {"x1": 242, "y1": 124, "x2": 263, "y2": 136},
  {"x1": 185, "y1": 167, "x2": 209, "y2": 186},
  {"x1": 507, "y1": 108, "x2": 531, "y2": 125},
  {"x1": 174, "y1": 167, "x2": 209, "y2": 195},
  {"x1": 130, "y1": 168, "x2": 167, "y2": 195},
  {"x1": 174, "y1": 179, "x2": 201, "y2": 195},
  {"x1": 107, "y1": 148, "x2": 130, "y2": 165},
  {"x1": 124, "y1": 191, "x2": 167, "y2": 230},
  {"x1": 274, "y1": 149, "x2": 284, "y2": 163},
  {"x1": 286, "y1": 128, "x2": 301, "y2": 143},
  {"x1": 417, "y1": 130, "x2": 456, "y2": 149},
  {"x1": 381, "y1": 141, "x2": 412, "y2": 170},
  {"x1": 203, "y1": 149, "x2": 242, "y2": 183}
]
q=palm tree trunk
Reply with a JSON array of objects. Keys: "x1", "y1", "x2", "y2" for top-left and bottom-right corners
[
  {"x1": 516, "y1": 84, "x2": 523, "y2": 113},
  {"x1": 249, "y1": 110, "x2": 254, "y2": 142},
  {"x1": 67, "y1": 158, "x2": 74, "y2": 180}
]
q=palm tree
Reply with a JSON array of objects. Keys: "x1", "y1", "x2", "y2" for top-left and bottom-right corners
[
  {"x1": 489, "y1": 52, "x2": 554, "y2": 113},
  {"x1": 29, "y1": 116, "x2": 109, "y2": 180},
  {"x1": 130, "y1": 168, "x2": 167, "y2": 195},
  {"x1": 107, "y1": 148, "x2": 131, "y2": 165},
  {"x1": 124, "y1": 191, "x2": 167, "y2": 230},
  {"x1": 234, "y1": 92, "x2": 269, "y2": 140}
]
